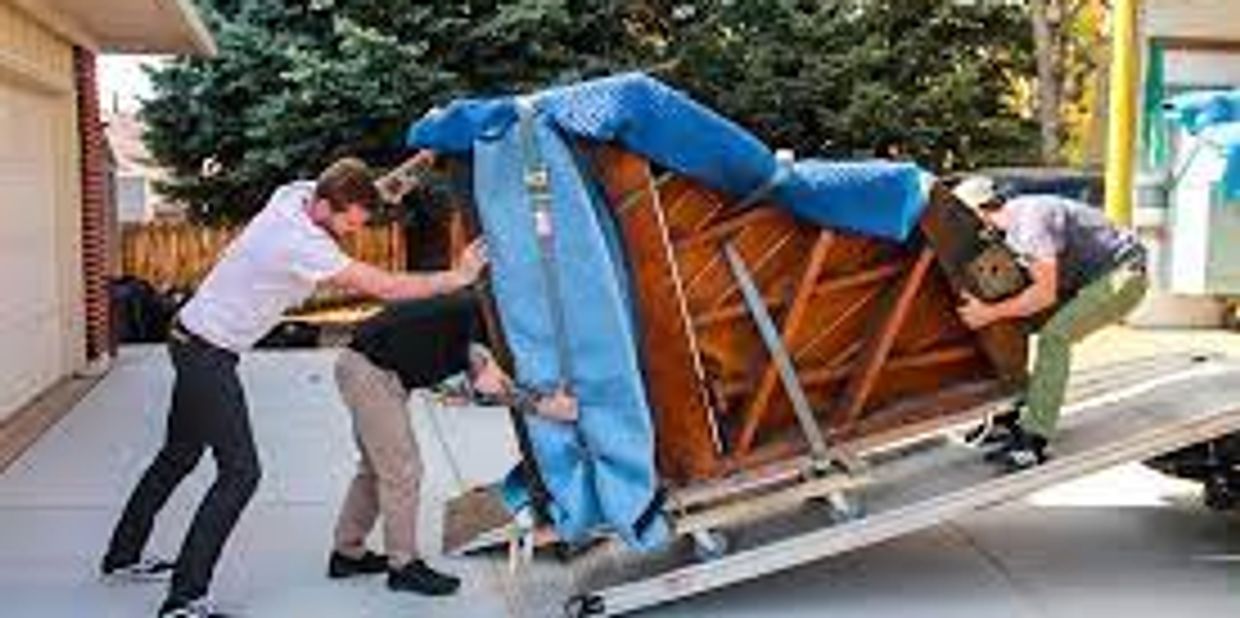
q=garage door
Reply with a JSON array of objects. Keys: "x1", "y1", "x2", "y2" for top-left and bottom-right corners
[{"x1": 0, "y1": 78, "x2": 65, "y2": 419}]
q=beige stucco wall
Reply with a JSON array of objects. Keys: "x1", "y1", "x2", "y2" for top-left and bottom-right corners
[
  {"x1": 1146, "y1": 0, "x2": 1240, "y2": 40},
  {"x1": 0, "y1": 0, "x2": 84, "y2": 422},
  {"x1": 1144, "y1": 1, "x2": 1240, "y2": 88}
]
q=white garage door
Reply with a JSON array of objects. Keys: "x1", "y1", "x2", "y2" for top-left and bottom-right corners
[{"x1": 0, "y1": 78, "x2": 65, "y2": 419}]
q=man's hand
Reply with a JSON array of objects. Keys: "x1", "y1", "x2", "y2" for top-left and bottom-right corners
[
  {"x1": 956, "y1": 258, "x2": 1058, "y2": 331},
  {"x1": 453, "y1": 238, "x2": 489, "y2": 287},
  {"x1": 465, "y1": 346, "x2": 579, "y2": 422},
  {"x1": 957, "y1": 291, "x2": 998, "y2": 330},
  {"x1": 534, "y1": 388, "x2": 579, "y2": 423},
  {"x1": 408, "y1": 149, "x2": 436, "y2": 168},
  {"x1": 468, "y1": 344, "x2": 511, "y2": 399}
]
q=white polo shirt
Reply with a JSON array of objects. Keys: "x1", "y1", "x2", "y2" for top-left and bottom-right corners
[{"x1": 178, "y1": 181, "x2": 353, "y2": 352}]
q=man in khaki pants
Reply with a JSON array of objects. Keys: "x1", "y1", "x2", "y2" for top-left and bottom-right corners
[{"x1": 328, "y1": 293, "x2": 575, "y2": 595}]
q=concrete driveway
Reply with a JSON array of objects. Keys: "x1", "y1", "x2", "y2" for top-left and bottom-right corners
[{"x1": 1, "y1": 336, "x2": 1237, "y2": 617}]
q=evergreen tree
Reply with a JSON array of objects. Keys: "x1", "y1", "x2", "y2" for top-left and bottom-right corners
[{"x1": 143, "y1": 0, "x2": 1040, "y2": 221}]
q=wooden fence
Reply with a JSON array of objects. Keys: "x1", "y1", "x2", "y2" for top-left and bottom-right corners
[{"x1": 120, "y1": 222, "x2": 406, "y2": 305}]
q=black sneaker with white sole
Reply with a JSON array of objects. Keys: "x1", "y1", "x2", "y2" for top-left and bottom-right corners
[
  {"x1": 100, "y1": 556, "x2": 175, "y2": 583},
  {"x1": 158, "y1": 596, "x2": 230, "y2": 618},
  {"x1": 984, "y1": 426, "x2": 1049, "y2": 471},
  {"x1": 963, "y1": 406, "x2": 1022, "y2": 446}
]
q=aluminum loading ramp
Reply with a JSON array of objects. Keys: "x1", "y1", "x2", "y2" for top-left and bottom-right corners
[{"x1": 483, "y1": 352, "x2": 1240, "y2": 616}]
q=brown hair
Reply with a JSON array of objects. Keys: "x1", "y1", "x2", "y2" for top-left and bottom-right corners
[{"x1": 315, "y1": 157, "x2": 379, "y2": 212}]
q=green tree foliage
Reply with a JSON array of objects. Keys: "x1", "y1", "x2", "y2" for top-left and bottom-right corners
[
  {"x1": 663, "y1": 0, "x2": 1039, "y2": 169},
  {"x1": 144, "y1": 0, "x2": 1039, "y2": 222},
  {"x1": 1028, "y1": 0, "x2": 1107, "y2": 164}
]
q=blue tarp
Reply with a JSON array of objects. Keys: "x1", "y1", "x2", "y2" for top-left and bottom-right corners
[
  {"x1": 405, "y1": 73, "x2": 929, "y2": 549},
  {"x1": 1166, "y1": 90, "x2": 1240, "y2": 201},
  {"x1": 1165, "y1": 90, "x2": 1240, "y2": 135}
]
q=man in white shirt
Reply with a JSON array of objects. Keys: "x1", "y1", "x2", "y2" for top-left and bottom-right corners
[{"x1": 100, "y1": 156, "x2": 487, "y2": 618}]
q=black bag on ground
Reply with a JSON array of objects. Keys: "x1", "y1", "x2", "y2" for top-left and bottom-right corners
[{"x1": 110, "y1": 276, "x2": 178, "y2": 343}]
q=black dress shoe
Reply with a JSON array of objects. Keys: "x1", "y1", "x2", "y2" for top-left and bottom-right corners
[
  {"x1": 328, "y1": 550, "x2": 389, "y2": 579},
  {"x1": 387, "y1": 559, "x2": 461, "y2": 596}
]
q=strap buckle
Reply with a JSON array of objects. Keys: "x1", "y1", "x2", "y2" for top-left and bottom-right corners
[{"x1": 525, "y1": 168, "x2": 550, "y2": 191}]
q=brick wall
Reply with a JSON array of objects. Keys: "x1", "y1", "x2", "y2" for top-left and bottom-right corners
[{"x1": 74, "y1": 47, "x2": 112, "y2": 360}]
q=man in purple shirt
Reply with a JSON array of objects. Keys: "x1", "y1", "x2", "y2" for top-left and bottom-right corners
[{"x1": 952, "y1": 176, "x2": 1148, "y2": 470}]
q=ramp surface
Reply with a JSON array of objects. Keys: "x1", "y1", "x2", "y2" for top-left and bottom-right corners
[{"x1": 557, "y1": 354, "x2": 1240, "y2": 615}]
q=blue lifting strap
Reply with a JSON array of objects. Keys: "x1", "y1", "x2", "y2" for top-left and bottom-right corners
[{"x1": 516, "y1": 98, "x2": 577, "y2": 391}]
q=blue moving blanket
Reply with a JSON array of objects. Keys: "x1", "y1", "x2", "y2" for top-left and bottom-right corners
[
  {"x1": 410, "y1": 73, "x2": 929, "y2": 240},
  {"x1": 472, "y1": 112, "x2": 668, "y2": 548},
  {"x1": 406, "y1": 73, "x2": 928, "y2": 549},
  {"x1": 1166, "y1": 90, "x2": 1240, "y2": 201}
]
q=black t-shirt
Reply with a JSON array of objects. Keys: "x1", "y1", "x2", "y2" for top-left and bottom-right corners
[{"x1": 348, "y1": 292, "x2": 483, "y2": 390}]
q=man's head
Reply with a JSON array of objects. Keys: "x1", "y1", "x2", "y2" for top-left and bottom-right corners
[
  {"x1": 952, "y1": 175, "x2": 1006, "y2": 226},
  {"x1": 310, "y1": 157, "x2": 380, "y2": 236}
]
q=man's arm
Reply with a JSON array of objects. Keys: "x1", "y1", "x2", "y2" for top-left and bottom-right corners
[
  {"x1": 375, "y1": 149, "x2": 436, "y2": 204},
  {"x1": 958, "y1": 257, "x2": 1057, "y2": 329},
  {"x1": 327, "y1": 238, "x2": 488, "y2": 301}
]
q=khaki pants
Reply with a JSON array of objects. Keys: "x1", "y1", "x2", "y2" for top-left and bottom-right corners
[{"x1": 332, "y1": 348, "x2": 422, "y2": 568}]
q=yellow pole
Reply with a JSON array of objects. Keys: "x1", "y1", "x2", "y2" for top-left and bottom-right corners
[{"x1": 1105, "y1": 0, "x2": 1139, "y2": 226}]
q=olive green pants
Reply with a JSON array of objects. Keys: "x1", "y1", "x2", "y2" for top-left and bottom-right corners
[{"x1": 1021, "y1": 262, "x2": 1149, "y2": 438}]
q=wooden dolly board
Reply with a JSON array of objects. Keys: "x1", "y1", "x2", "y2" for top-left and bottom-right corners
[
  {"x1": 477, "y1": 352, "x2": 1240, "y2": 616},
  {"x1": 443, "y1": 352, "x2": 1216, "y2": 558}
]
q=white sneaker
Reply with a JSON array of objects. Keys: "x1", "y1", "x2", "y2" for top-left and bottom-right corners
[{"x1": 101, "y1": 556, "x2": 175, "y2": 583}]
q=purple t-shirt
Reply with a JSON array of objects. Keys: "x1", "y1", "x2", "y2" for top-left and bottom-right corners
[{"x1": 1003, "y1": 195, "x2": 1142, "y2": 297}]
